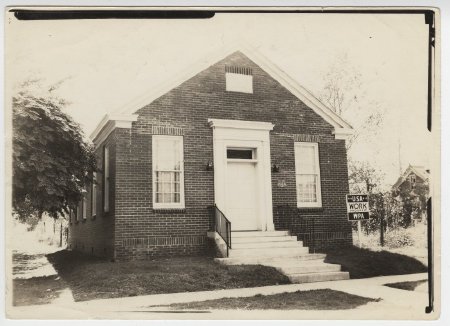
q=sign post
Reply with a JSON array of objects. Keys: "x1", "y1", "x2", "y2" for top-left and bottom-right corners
[
  {"x1": 357, "y1": 221, "x2": 362, "y2": 248},
  {"x1": 346, "y1": 194, "x2": 370, "y2": 248}
]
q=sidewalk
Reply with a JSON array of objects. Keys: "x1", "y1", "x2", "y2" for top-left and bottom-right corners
[{"x1": 8, "y1": 273, "x2": 431, "y2": 320}]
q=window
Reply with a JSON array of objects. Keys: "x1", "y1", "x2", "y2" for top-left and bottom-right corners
[
  {"x1": 410, "y1": 174, "x2": 416, "y2": 189},
  {"x1": 69, "y1": 208, "x2": 74, "y2": 223},
  {"x1": 227, "y1": 148, "x2": 255, "y2": 160},
  {"x1": 82, "y1": 196, "x2": 87, "y2": 220},
  {"x1": 103, "y1": 146, "x2": 110, "y2": 213},
  {"x1": 152, "y1": 135, "x2": 184, "y2": 209},
  {"x1": 92, "y1": 172, "x2": 97, "y2": 217},
  {"x1": 294, "y1": 142, "x2": 322, "y2": 207},
  {"x1": 76, "y1": 204, "x2": 81, "y2": 222}
]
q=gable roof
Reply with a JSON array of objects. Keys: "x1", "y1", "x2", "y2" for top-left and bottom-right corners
[
  {"x1": 90, "y1": 43, "x2": 353, "y2": 143},
  {"x1": 392, "y1": 165, "x2": 430, "y2": 189}
]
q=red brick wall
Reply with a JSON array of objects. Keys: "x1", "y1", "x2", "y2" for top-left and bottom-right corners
[
  {"x1": 271, "y1": 132, "x2": 353, "y2": 251},
  {"x1": 109, "y1": 51, "x2": 352, "y2": 259},
  {"x1": 67, "y1": 130, "x2": 116, "y2": 259},
  {"x1": 72, "y1": 51, "x2": 353, "y2": 259}
]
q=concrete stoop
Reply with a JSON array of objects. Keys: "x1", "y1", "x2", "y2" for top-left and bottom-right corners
[{"x1": 214, "y1": 231, "x2": 349, "y2": 284}]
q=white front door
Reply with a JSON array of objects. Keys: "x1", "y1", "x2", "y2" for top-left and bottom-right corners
[{"x1": 225, "y1": 161, "x2": 259, "y2": 231}]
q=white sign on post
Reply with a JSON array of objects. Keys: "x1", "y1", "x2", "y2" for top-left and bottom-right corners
[
  {"x1": 346, "y1": 194, "x2": 370, "y2": 248},
  {"x1": 346, "y1": 194, "x2": 370, "y2": 221}
]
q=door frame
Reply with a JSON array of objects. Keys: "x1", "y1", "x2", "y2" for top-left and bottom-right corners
[{"x1": 208, "y1": 119, "x2": 275, "y2": 231}]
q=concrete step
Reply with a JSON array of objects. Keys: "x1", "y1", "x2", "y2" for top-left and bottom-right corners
[
  {"x1": 229, "y1": 246, "x2": 309, "y2": 258},
  {"x1": 273, "y1": 263, "x2": 342, "y2": 275},
  {"x1": 232, "y1": 240, "x2": 303, "y2": 249},
  {"x1": 231, "y1": 231, "x2": 289, "y2": 238},
  {"x1": 212, "y1": 230, "x2": 348, "y2": 284},
  {"x1": 215, "y1": 254, "x2": 326, "y2": 265},
  {"x1": 232, "y1": 235, "x2": 298, "y2": 244},
  {"x1": 288, "y1": 271, "x2": 350, "y2": 283}
]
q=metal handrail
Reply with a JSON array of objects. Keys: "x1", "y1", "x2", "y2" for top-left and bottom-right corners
[{"x1": 209, "y1": 204, "x2": 232, "y2": 257}]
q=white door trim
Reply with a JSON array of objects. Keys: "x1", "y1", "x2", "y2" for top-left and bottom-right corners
[{"x1": 208, "y1": 119, "x2": 275, "y2": 231}]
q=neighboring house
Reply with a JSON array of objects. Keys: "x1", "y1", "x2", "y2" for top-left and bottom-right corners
[
  {"x1": 392, "y1": 165, "x2": 430, "y2": 194},
  {"x1": 68, "y1": 46, "x2": 354, "y2": 262},
  {"x1": 392, "y1": 165, "x2": 430, "y2": 223}
]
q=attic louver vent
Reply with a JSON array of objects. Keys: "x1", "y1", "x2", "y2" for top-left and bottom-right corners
[
  {"x1": 225, "y1": 66, "x2": 253, "y2": 75},
  {"x1": 225, "y1": 66, "x2": 253, "y2": 93}
]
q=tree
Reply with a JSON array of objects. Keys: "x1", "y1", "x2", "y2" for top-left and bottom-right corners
[
  {"x1": 319, "y1": 53, "x2": 384, "y2": 150},
  {"x1": 395, "y1": 180, "x2": 429, "y2": 228},
  {"x1": 348, "y1": 160, "x2": 386, "y2": 234},
  {"x1": 12, "y1": 81, "x2": 96, "y2": 221},
  {"x1": 348, "y1": 160, "x2": 419, "y2": 239},
  {"x1": 348, "y1": 160, "x2": 384, "y2": 194}
]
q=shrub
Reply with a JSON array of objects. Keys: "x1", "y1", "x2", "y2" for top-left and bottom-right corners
[{"x1": 384, "y1": 229, "x2": 414, "y2": 248}]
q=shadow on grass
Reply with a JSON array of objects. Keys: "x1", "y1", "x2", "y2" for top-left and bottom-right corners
[
  {"x1": 324, "y1": 246, "x2": 428, "y2": 279},
  {"x1": 384, "y1": 280, "x2": 427, "y2": 291},
  {"x1": 154, "y1": 289, "x2": 380, "y2": 311},
  {"x1": 47, "y1": 250, "x2": 290, "y2": 302},
  {"x1": 13, "y1": 275, "x2": 66, "y2": 306}
]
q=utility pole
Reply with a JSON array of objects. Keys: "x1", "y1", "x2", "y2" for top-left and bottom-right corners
[{"x1": 380, "y1": 196, "x2": 385, "y2": 247}]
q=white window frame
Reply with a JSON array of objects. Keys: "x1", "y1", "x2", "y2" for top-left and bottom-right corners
[
  {"x1": 152, "y1": 135, "x2": 185, "y2": 209},
  {"x1": 82, "y1": 196, "x2": 87, "y2": 220},
  {"x1": 294, "y1": 142, "x2": 322, "y2": 208},
  {"x1": 92, "y1": 172, "x2": 97, "y2": 217},
  {"x1": 103, "y1": 146, "x2": 110, "y2": 213}
]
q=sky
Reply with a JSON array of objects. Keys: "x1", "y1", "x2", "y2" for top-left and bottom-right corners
[{"x1": 5, "y1": 12, "x2": 433, "y2": 187}]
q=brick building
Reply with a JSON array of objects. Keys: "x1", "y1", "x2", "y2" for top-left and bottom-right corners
[{"x1": 68, "y1": 47, "x2": 354, "y2": 261}]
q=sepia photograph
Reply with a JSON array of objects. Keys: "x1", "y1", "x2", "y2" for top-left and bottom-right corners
[{"x1": 3, "y1": 5, "x2": 441, "y2": 321}]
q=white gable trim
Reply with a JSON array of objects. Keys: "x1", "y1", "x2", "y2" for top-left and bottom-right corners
[
  {"x1": 333, "y1": 128, "x2": 354, "y2": 140},
  {"x1": 91, "y1": 114, "x2": 138, "y2": 147},
  {"x1": 95, "y1": 43, "x2": 352, "y2": 140},
  {"x1": 408, "y1": 166, "x2": 429, "y2": 181},
  {"x1": 242, "y1": 47, "x2": 353, "y2": 131}
]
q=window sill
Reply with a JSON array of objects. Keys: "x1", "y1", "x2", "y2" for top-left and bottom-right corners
[{"x1": 152, "y1": 208, "x2": 186, "y2": 214}]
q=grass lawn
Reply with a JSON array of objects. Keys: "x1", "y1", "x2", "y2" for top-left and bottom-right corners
[
  {"x1": 324, "y1": 246, "x2": 427, "y2": 279},
  {"x1": 154, "y1": 289, "x2": 380, "y2": 311},
  {"x1": 384, "y1": 280, "x2": 427, "y2": 291},
  {"x1": 47, "y1": 250, "x2": 290, "y2": 302},
  {"x1": 13, "y1": 275, "x2": 66, "y2": 306}
]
